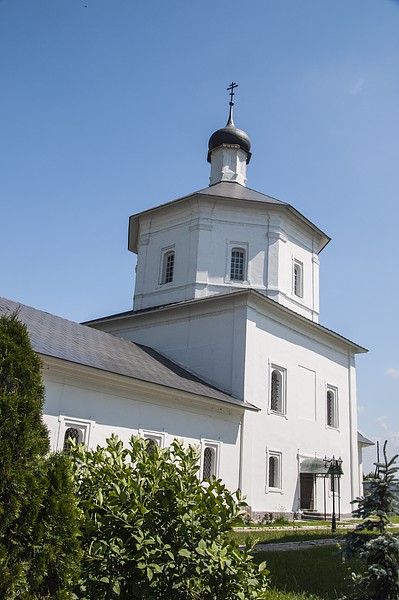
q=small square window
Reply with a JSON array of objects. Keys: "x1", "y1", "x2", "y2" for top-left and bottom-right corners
[
  {"x1": 141, "y1": 431, "x2": 165, "y2": 449},
  {"x1": 143, "y1": 434, "x2": 163, "y2": 455},
  {"x1": 57, "y1": 416, "x2": 93, "y2": 452}
]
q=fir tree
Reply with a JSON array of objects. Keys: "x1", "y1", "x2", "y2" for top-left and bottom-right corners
[
  {"x1": 341, "y1": 441, "x2": 399, "y2": 600},
  {"x1": 0, "y1": 309, "x2": 81, "y2": 598}
]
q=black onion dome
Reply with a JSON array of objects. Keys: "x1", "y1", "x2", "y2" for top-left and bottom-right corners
[{"x1": 207, "y1": 110, "x2": 252, "y2": 164}]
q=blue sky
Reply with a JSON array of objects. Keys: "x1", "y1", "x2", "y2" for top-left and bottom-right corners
[{"x1": 1, "y1": 0, "x2": 398, "y2": 472}]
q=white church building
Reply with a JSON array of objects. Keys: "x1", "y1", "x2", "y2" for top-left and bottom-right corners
[{"x1": 1, "y1": 90, "x2": 371, "y2": 519}]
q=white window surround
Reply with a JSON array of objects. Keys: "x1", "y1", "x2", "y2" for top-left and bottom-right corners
[
  {"x1": 159, "y1": 246, "x2": 175, "y2": 285},
  {"x1": 269, "y1": 364, "x2": 287, "y2": 416},
  {"x1": 139, "y1": 429, "x2": 166, "y2": 448},
  {"x1": 200, "y1": 440, "x2": 220, "y2": 481},
  {"x1": 265, "y1": 449, "x2": 283, "y2": 493},
  {"x1": 230, "y1": 248, "x2": 245, "y2": 281},
  {"x1": 225, "y1": 241, "x2": 249, "y2": 284},
  {"x1": 326, "y1": 385, "x2": 339, "y2": 429},
  {"x1": 56, "y1": 415, "x2": 94, "y2": 451},
  {"x1": 293, "y1": 259, "x2": 304, "y2": 299}
]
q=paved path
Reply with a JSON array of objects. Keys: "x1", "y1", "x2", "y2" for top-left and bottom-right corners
[
  {"x1": 253, "y1": 537, "x2": 340, "y2": 552},
  {"x1": 237, "y1": 523, "x2": 399, "y2": 552}
]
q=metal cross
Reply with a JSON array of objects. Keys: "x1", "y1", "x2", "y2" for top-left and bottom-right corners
[{"x1": 227, "y1": 81, "x2": 238, "y2": 104}]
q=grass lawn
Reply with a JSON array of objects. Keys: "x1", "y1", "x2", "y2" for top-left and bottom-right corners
[
  {"x1": 231, "y1": 522, "x2": 399, "y2": 547},
  {"x1": 230, "y1": 521, "x2": 399, "y2": 598},
  {"x1": 230, "y1": 527, "x2": 343, "y2": 547},
  {"x1": 253, "y1": 545, "x2": 355, "y2": 599}
]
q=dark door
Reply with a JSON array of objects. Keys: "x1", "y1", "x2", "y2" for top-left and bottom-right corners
[{"x1": 300, "y1": 474, "x2": 314, "y2": 509}]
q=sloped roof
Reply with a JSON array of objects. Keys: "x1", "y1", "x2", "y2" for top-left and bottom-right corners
[
  {"x1": 358, "y1": 432, "x2": 374, "y2": 446},
  {"x1": 128, "y1": 181, "x2": 330, "y2": 254},
  {"x1": 86, "y1": 288, "x2": 367, "y2": 355},
  {"x1": 197, "y1": 181, "x2": 286, "y2": 205},
  {"x1": 0, "y1": 297, "x2": 253, "y2": 410}
]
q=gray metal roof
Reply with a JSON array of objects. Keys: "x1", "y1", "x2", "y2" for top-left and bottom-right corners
[
  {"x1": 358, "y1": 431, "x2": 374, "y2": 446},
  {"x1": 197, "y1": 181, "x2": 286, "y2": 204},
  {"x1": 300, "y1": 458, "x2": 330, "y2": 475},
  {"x1": 86, "y1": 288, "x2": 367, "y2": 355},
  {"x1": 128, "y1": 181, "x2": 330, "y2": 254},
  {"x1": 0, "y1": 297, "x2": 253, "y2": 410}
]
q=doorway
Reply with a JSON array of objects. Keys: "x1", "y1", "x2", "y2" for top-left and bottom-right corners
[{"x1": 300, "y1": 474, "x2": 314, "y2": 510}]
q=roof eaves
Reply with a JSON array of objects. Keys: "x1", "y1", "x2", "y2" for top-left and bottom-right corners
[
  {"x1": 128, "y1": 183, "x2": 330, "y2": 254},
  {"x1": 40, "y1": 352, "x2": 259, "y2": 412},
  {"x1": 85, "y1": 289, "x2": 367, "y2": 354}
]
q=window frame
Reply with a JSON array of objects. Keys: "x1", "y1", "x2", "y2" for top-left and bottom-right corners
[
  {"x1": 56, "y1": 416, "x2": 94, "y2": 452},
  {"x1": 140, "y1": 429, "x2": 166, "y2": 449},
  {"x1": 200, "y1": 440, "x2": 220, "y2": 481},
  {"x1": 293, "y1": 259, "x2": 304, "y2": 298},
  {"x1": 326, "y1": 385, "x2": 339, "y2": 429},
  {"x1": 269, "y1": 364, "x2": 287, "y2": 416},
  {"x1": 225, "y1": 241, "x2": 248, "y2": 284},
  {"x1": 63, "y1": 426, "x2": 81, "y2": 454},
  {"x1": 230, "y1": 247, "x2": 246, "y2": 281},
  {"x1": 266, "y1": 450, "x2": 283, "y2": 493},
  {"x1": 160, "y1": 246, "x2": 175, "y2": 285}
]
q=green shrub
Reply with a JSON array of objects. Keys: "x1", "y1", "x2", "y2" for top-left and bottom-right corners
[
  {"x1": 341, "y1": 441, "x2": 399, "y2": 600},
  {"x1": 0, "y1": 310, "x2": 81, "y2": 599},
  {"x1": 71, "y1": 435, "x2": 270, "y2": 599}
]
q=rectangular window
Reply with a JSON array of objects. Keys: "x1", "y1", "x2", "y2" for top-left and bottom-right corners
[
  {"x1": 267, "y1": 451, "x2": 282, "y2": 491},
  {"x1": 326, "y1": 386, "x2": 338, "y2": 428},
  {"x1": 201, "y1": 442, "x2": 219, "y2": 481},
  {"x1": 226, "y1": 241, "x2": 248, "y2": 283},
  {"x1": 230, "y1": 248, "x2": 245, "y2": 281},
  {"x1": 270, "y1": 365, "x2": 287, "y2": 415},
  {"x1": 160, "y1": 247, "x2": 175, "y2": 285},
  {"x1": 293, "y1": 260, "x2": 303, "y2": 298}
]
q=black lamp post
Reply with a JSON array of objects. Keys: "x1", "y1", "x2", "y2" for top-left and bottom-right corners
[{"x1": 324, "y1": 456, "x2": 343, "y2": 533}]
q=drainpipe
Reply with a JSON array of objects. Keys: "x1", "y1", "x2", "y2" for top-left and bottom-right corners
[{"x1": 239, "y1": 411, "x2": 245, "y2": 492}]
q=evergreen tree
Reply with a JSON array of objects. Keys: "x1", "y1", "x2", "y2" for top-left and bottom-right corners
[
  {"x1": 0, "y1": 310, "x2": 81, "y2": 598},
  {"x1": 341, "y1": 441, "x2": 399, "y2": 600}
]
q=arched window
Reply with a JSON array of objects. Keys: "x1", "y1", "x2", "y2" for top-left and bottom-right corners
[
  {"x1": 268, "y1": 456, "x2": 277, "y2": 488},
  {"x1": 143, "y1": 432, "x2": 163, "y2": 453},
  {"x1": 270, "y1": 369, "x2": 282, "y2": 412},
  {"x1": 293, "y1": 260, "x2": 303, "y2": 298},
  {"x1": 145, "y1": 437, "x2": 158, "y2": 456},
  {"x1": 230, "y1": 248, "x2": 245, "y2": 281},
  {"x1": 161, "y1": 250, "x2": 175, "y2": 284},
  {"x1": 326, "y1": 388, "x2": 338, "y2": 428},
  {"x1": 63, "y1": 427, "x2": 81, "y2": 454},
  {"x1": 268, "y1": 453, "x2": 281, "y2": 489},
  {"x1": 202, "y1": 446, "x2": 216, "y2": 480}
]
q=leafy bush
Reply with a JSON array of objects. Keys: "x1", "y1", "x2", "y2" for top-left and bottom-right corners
[
  {"x1": 341, "y1": 441, "x2": 399, "y2": 600},
  {"x1": 71, "y1": 435, "x2": 270, "y2": 599}
]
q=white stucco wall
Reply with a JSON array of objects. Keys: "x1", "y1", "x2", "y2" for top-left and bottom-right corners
[
  {"x1": 41, "y1": 358, "x2": 243, "y2": 494},
  {"x1": 132, "y1": 195, "x2": 322, "y2": 321},
  {"x1": 241, "y1": 300, "x2": 359, "y2": 515},
  {"x1": 91, "y1": 291, "x2": 362, "y2": 515}
]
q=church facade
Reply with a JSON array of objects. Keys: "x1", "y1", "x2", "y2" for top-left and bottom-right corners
[{"x1": 1, "y1": 92, "x2": 369, "y2": 518}]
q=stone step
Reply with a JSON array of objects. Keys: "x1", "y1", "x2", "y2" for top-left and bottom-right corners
[{"x1": 301, "y1": 510, "x2": 331, "y2": 521}]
